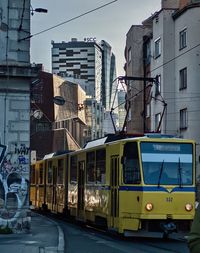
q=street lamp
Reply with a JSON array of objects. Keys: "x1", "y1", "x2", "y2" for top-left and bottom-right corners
[{"x1": 30, "y1": 6, "x2": 48, "y2": 16}]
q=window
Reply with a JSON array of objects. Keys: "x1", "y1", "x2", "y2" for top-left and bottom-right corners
[
  {"x1": 180, "y1": 67, "x2": 187, "y2": 90},
  {"x1": 179, "y1": 28, "x2": 187, "y2": 50},
  {"x1": 180, "y1": 108, "x2": 188, "y2": 129},
  {"x1": 141, "y1": 142, "x2": 193, "y2": 185},
  {"x1": 39, "y1": 164, "x2": 44, "y2": 184},
  {"x1": 146, "y1": 103, "x2": 150, "y2": 118},
  {"x1": 57, "y1": 159, "x2": 64, "y2": 184},
  {"x1": 86, "y1": 151, "x2": 95, "y2": 182},
  {"x1": 123, "y1": 142, "x2": 141, "y2": 184},
  {"x1": 146, "y1": 42, "x2": 151, "y2": 64},
  {"x1": 155, "y1": 75, "x2": 161, "y2": 96},
  {"x1": 66, "y1": 50, "x2": 73, "y2": 56},
  {"x1": 128, "y1": 47, "x2": 131, "y2": 64},
  {"x1": 47, "y1": 161, "x2": 53, "y2": 184},
  {"x1": 31, "y1": 165, "x2": 36, "y2": 184},
  {"x1": 70, "y1": 155, "x2": 77, "y2": 182},
  {"x1": 154, "y1": 38, "x2": 161, "y2": 58},
  {"x1": 36, "y1": 122, "x2": 51, "y2": 132},
  {"x1": 96, "y1": 149, "x2": 106, "y2": 183},
  {"x1": 155, "y1": 113, "x2": 161, "y2": 132}
]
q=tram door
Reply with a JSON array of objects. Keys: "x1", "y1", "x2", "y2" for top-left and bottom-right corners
[
  {"x1": 110, "y1": 156, "x2": 119, "y2": 227},
  {"x1": 77, "y1": 161, "x2": 85, "y2": 219},
  {"x1": 52, "y1": 166, "x2": 57, "y2": 212},
  {"x1": 35, "y1": 167, "x2": 39, "y2": 207}
]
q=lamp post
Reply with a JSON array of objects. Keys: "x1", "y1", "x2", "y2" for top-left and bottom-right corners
[{"x1": 30, "y1": 6, "x2": 48, "y2": 16}]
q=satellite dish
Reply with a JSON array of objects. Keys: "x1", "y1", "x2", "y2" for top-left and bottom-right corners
[
  {"x1": 53, "y1": 96, "x2": 65, "y2": 106},
  {"x1": 32, "y1": 110, "x2": 43, "y2": 119}
]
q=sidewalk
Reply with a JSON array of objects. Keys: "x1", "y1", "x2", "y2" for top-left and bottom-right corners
[{"x1": 0, "y1": 212, "x2": 65, "y2": 253}]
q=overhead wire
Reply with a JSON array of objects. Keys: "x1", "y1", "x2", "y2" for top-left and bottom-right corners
[{"x1": 19, "y1": 0, "x2": 118, "y2": 41}]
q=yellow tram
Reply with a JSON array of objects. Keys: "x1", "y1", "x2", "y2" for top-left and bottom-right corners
[{"x1": 30, "y1": 134, "x2": 196, "y2": 237}]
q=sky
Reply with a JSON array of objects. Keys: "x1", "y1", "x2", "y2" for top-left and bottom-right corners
[{"x1": 30, "y1": 0, "x2": 161, "y2": 76}]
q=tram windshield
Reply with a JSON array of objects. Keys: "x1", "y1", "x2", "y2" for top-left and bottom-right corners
[{"x1": 140, "y1": 142, "x2": 193, "y2": 185}]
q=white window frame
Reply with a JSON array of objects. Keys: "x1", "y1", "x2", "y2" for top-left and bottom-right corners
[
  {"x1": 179, "y1": 28, "x2": 187, "y2": 50},
  {"x1": 154, "y1": 38, "x2": 161, "y2": 58},
  {"x1": 155, "y1": 74, "x2": 161, "y2": 96},
  {"x1": 180, "y1": 108, "x2": 188, "y2": 130},
  {"x1": 179, "y1": 67, "x2": 187, "y2": 90}
]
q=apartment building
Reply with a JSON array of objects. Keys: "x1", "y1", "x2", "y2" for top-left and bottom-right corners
[{"x1": 125, "y1": 0, "x2": 200, "y2": 175}]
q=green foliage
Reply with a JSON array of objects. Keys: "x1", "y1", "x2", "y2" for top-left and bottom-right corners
[{"x1": 0, "y1": 225, "x2": 13, "y2": 234}]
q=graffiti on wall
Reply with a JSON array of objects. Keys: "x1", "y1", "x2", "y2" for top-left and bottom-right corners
[{"x1": 0, "y1": 143, "x2": 30, "y2": 232}]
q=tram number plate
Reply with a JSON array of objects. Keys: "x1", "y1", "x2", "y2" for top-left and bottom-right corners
[{"x1": 166, "y1": 197, "x2": 173, "y2": 202}]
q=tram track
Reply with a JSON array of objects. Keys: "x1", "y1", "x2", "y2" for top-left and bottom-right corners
[{"x1": 36, "y1": 210, "x2": 188, "y2": 253}]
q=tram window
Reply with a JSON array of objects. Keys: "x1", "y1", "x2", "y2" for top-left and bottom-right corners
[
  {"x1": 96, "y1": 149, "x2": 106, "y2": 184},
  {"x1": 86, "y1": 151, "x2": 95, "y2": 183},
  {"x1": 70, "y1": 155, "x2": 77, "y2": 182},
  {"x1": 31, "y1": 165, "x2": 36, "y2": 184},
  {"x1": 123, "y1": 142, "x2": 141, "y2": 184},
  {"x1": 47, "y1": 161, "x2": 53, "y2": 184},
  {"x1": 57, "y1": 159, "x2": 64, "y2": 184},
  {"x1": 39, "y1": 164, "x2": 43, "y2": 184}
]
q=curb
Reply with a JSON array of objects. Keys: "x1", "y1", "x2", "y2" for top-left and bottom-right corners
[{"x1": 33, "y1": 212, "x2": 65, "y2": 253}]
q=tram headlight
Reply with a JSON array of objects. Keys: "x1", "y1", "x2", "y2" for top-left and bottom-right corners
[
  {"x1": 145, "y1": 203, "x2": 153, "y2": 211},
  {"x1": 185, "y1": 203, "x2": 193, "y2": 211}
]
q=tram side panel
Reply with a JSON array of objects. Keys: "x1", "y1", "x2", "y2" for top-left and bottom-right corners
[
  {"x1": 37, "y1": 161, "x2": 46, "y2": 209},
  {"x1": 30, "y1": 163, "x2": 36, "y2": 207},
  {"x1": 84, "y1": 147, "x2": 109, "y2": 225},
  {"x1": 45, "y1": 159, "x2": 54, "y2": 212},
  {"x1": 68, "y1": 154, "x2": 78, "y2": 217},
  {"x1": 56, "y1": 156, "x2": 68, "y2": 214},
  {"x1": 107, "y1": 141, "x2": 143, "y2": 234},
  {"x1": 30, "y1": 160, "x2": 46, "y2": 209}
]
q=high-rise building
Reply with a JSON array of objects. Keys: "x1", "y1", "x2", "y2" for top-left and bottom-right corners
[
  {"x1": 51, "y1": 38, "x2": 102, "y2": 102},
  {"x1": 51, "y1": 38, "x2": 118, "y2": 139},
  {"x1": 100, "y1": 40, "x2": 117, "y2": 110}
]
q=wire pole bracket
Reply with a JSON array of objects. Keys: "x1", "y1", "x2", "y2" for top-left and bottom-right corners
[{"x1": 110, "y1": 75, "x2": 162, "y2": 135}]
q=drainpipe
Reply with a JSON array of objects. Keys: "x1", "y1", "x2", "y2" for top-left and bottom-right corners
[{"x1": 143, "y1": 37, "x2": 147, "y2": 133}]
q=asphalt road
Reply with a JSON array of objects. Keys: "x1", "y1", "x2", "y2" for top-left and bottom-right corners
[{"x1": 55, "y1": 219, "x2": 190, "y2": 253}]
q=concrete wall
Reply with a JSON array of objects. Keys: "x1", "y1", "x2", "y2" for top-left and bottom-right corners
[
  {"x1": 174, "y1": 6, "x2": 200, "y2": 176},
  {"x1": 0, "y1": 82, "x2": 30, "y2": 232},
  {"x1": 0, "y1": 0, "x2": 34, "y2": 232},
  {"x1": 151, "y1": 9, "x2": 176, "y2": 134},
  {"x1": 125, "y1": 25, "x2": 152, "y2": 133}
]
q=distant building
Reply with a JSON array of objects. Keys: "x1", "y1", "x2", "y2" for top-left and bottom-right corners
[
  {"x1": 124, "y1": 24, "x2": 152, "y2": 133},
  {"x1": 51, "y1": 38, "x2": 102, "y2": 102},
  {"x1": 31, "y1": 71, "x2": 87, "y2": 159},
  {"x1": 100, "y1": 40, "x2": 119, "y2": 135},
  {"x1": 100, "y1": 40, "x2": 118, "y2": 110},
  {"x1": 51, "y1": 38, "x2": 118, "y2": 140},
  {"x1": 118, "y1": 90, "x2": 126, "y2": 130}
]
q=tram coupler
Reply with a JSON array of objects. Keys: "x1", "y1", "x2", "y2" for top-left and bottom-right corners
[{"x1": 160, "y1": 221, "x2": 177, "y2": 238}]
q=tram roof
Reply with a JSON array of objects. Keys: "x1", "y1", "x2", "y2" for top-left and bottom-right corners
[{"x1": 83, "y1": 133, "x2": 177, "y2": 149}]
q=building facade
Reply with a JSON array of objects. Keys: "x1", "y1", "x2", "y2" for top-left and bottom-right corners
[
  {"x1": 118, "y1": 90, "x2": 126, "y2": 130},
  {"x1": 51, "y1": 38, "x2": 102, "y2": 102},
  {"x1": 0, "y1": 0, "x2": 38, "y2": 231},
  {"x1": 31, "y1": 72, "x2": 87, "y2": 159},
  {"x1": 150, "y1": 0, "x2": 200, "y2": 177},
  {"x1": 100, "y1": 40, "x2": 119, "y2": 135},
  {"x1": 124, "y1": 25, "x2": 152, "y2": 133},
  {"x1": 125, "y1": 0, "x2": 200, "y2": 179},
  {"x1": 51, "y1": 38, "x2": 119, "y2": 140}
]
